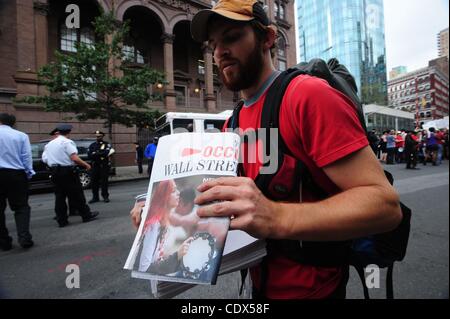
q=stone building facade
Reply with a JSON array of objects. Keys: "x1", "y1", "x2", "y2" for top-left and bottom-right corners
[{"x1": 0, "y1": 0, "x2": 297, "y2": 165}]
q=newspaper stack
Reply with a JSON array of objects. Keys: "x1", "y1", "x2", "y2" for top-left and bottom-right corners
[
  {"x1": 155, "y1": 230, "x2": 266, "y2": 299},
  {"x1": 124, "y1": 132, "x2": 266, "y2": 296}
]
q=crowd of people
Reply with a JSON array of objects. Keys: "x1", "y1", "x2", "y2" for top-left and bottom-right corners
[{"x1": 368, "y1": 128, "x2": 449, "y2": 169}]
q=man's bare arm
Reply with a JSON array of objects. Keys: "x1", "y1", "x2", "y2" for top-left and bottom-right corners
[
  {"x1": 275, "y1": 147, "x2": 402, "y2": 241},
  {"x1": 195, "y1": 146, "x2": 402, "y2": 241},
  {"x1": 70, "y1": 153, "x2": 91, "y2": 170}
]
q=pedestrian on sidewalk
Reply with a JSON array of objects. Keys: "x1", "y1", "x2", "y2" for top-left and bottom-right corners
[
  {"x1": 134, "y1": 142, "x2": 144, "y2": 174},
  {"x1": 405, "y1": 130, "x2": 419, "y2": 170},
  {"x1": 368, "y1": 129, "x2": 379, "y2": 156},
  {"x1": 42, "y1": 124, "x2": 99, "y2": 228},
  {"x1": 386, "y1": 130, "x2": 396, "y2": 165},
  {"x1": 144, "y1": 137, "x2": 158, "y2": 178},
  {"x1": 0, "y1": 113, "x2": 35, "y2": 251}
]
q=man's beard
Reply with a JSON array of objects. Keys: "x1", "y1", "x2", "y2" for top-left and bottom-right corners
[{"x1": 219, "y1": 41, "x2": 264, "y2": 92}]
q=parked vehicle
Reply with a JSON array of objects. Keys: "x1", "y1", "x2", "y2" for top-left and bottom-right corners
[
  {"x1": 29, "y1": 138, "x2": 115, "y2": 191},
  {"x1": 154, "y1": 110, "x2": 232, "y2": 137}
]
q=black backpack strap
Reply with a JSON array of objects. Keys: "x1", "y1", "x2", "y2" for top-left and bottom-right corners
[
  {"x1": 354, "y1": 264, "x2": 371, "y2": 299},
  {"x1": 227, "y1": 100, "x2": 244, "y2": 131},
  {"x1": 386, "y1": 263, "x2": 394, "y2": 299},
  {"x1": 239, "y1": 268, "x2": 248, "y2": 296},
  {"x1": 227, "y1": 100, "x2": 245, "y2": 177}
]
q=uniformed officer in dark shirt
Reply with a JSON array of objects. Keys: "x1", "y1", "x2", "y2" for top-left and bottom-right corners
[
  {"x1": 42, "y1": 124, "x2": 99, "y2": 227},
  {"x1": 88, "y1": 131, "x2": 113, "y2": 203}
]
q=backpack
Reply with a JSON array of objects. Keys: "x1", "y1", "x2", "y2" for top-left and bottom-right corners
[{"x1": 228, "y1": 58, "x2": 412, "y2": 299}]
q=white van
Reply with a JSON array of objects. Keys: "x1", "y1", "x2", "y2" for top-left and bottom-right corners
[{"x1": 154, "y1": 110, "x2": 233, "y2": 137}]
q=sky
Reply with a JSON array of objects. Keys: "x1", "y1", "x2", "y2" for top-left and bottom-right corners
[
  {"x1": 384, "y1": 0, "x2": 449, "y2": 73},
  {"x1": 294, "y1": 0, "x2": 449, "y2": 75}
]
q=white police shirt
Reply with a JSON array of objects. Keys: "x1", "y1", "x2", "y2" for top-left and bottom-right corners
[{"x1": 42, "y1": 135, "x2": 78, "y2": 166}]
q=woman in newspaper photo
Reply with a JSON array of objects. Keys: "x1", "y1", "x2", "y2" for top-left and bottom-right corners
[
  {"x1": 131, "y1": 177, "x2": 229, "y2": 282},
  {"x1": 138, "y1": 180, "x2": 194, "y2": 275}
]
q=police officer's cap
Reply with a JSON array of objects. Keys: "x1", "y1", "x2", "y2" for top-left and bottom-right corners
[
  {"x1": 95, "y1": 130, "x2": 105, "y2": 136},
  {"x1": 55, "y1": 124, "x2": 73, "y2": 133}
]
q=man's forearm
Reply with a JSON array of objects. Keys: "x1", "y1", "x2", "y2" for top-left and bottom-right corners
[
  {"x1": 275, "y1": 185, "x2": 402, "y2": 242},
  {"x1": 71, "y1": 154, "x2": 89, "y2": 168}
]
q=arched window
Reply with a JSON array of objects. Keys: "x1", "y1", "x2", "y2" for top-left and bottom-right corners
[
  {"x1": 277, "y1": 34, "x2": 287, "y2": 71},
  {"x1": 274, "y1": 2, "x2": 279, "y2": 18},
  {"x1": 80, "y1": 27, "x2": 95, "y2": 47},
  {"x1": 60, "y1": 24, "x2": 95, "y2": 52},
  {"x1": 122, "y1": 26, "x2": 148, "y2": 65},
  {"x1": 277, "y1": 35, "x2": 286, "y2": 58},
  {"x1": 122, "y1": 44, "x2": 145, "y2": 64},
  {"x1": 280, "y1": 4, "x2": 285, "y2": 19}
]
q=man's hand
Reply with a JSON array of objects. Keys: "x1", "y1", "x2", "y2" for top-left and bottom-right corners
[
  {"x1": 195, "y1": 177, "x2": 280, "y2": 239},
  {"x1": 130, "y1": 201, "x2": 146, "y2": 229},
  {"x1": 84, "y1": 163, "x2": 91, "y2": 171}
]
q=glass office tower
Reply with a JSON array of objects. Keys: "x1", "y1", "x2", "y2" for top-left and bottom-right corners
[{"x1": 297, "y1": 0, "x2": 387, "y2": 105}]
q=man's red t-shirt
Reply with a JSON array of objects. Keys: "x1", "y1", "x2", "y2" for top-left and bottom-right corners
[{"x1": 235, "y1": 73, "x2": 368, "y2": 299}]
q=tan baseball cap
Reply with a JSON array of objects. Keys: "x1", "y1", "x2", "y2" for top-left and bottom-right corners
[{"x1": 191, "y1": 0, "x2": 269, "y2": 43}]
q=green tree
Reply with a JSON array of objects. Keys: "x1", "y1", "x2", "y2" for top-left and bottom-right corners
[{"x1": 19, "y1": 12, "x2": 166, "y2": 140}]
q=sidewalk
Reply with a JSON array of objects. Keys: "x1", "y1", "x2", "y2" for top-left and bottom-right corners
[{"x1": 110, "y1": 165, "x2": 149, "y2": 183}]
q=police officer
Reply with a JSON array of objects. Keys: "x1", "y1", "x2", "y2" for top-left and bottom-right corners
[
  {"x1": 42, "y1": 124, "x2": 99, "y2": 227},
  {"x1": 88, "y1": 131, "x2": 113, "y2": 203},
  {"x1": 48, "y1": 128, "x2": 78, "y2": 217}
]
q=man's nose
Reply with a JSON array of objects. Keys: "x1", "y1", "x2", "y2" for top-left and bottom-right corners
[{"x1": 214, "y1": 42, "x2": 230, "y2": 61}]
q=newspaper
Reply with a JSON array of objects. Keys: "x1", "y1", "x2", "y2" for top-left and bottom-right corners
[{"x1": 124, "y1": 132, "x2": 241, "y2": 286}]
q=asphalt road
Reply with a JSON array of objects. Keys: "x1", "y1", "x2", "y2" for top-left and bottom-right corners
[{"x1": 0, "y1": 161, "x2": 448, "y2": 299}]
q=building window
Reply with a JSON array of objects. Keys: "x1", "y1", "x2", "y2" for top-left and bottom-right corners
[
  {"x1": 174, "y1": 85, "x2": 187, "y2": 107},
  {"x1": 274, "y1": 2, "x2": 279, "y2": 17},
  {"x1": 277, "y1": 35, "x2": 286, "y2": 58},
  {"x1": 280, "y1": 4, "x2": 285, "y2": 19},
  {"x1": 198, "y1": 60, "x2": 205, "y2": 75},
  {"x1": 122, "y1": 44, "x2": 145, "y2": 64},
  {"x1": 80, "y1": 27, "x2": 95, "y2": 47},
  {"x1": 60, "y1": 24, "x2": 95, "y2": 52},
  {"x1": 278, "y1": 60, "x2": 287, "y2": 71},
  {"x1": 277, "y1": 34, "x2": 287, "y2": 71},
  {"x1": 60, "y1": 26, "x2": 77, "y2": 52}
]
